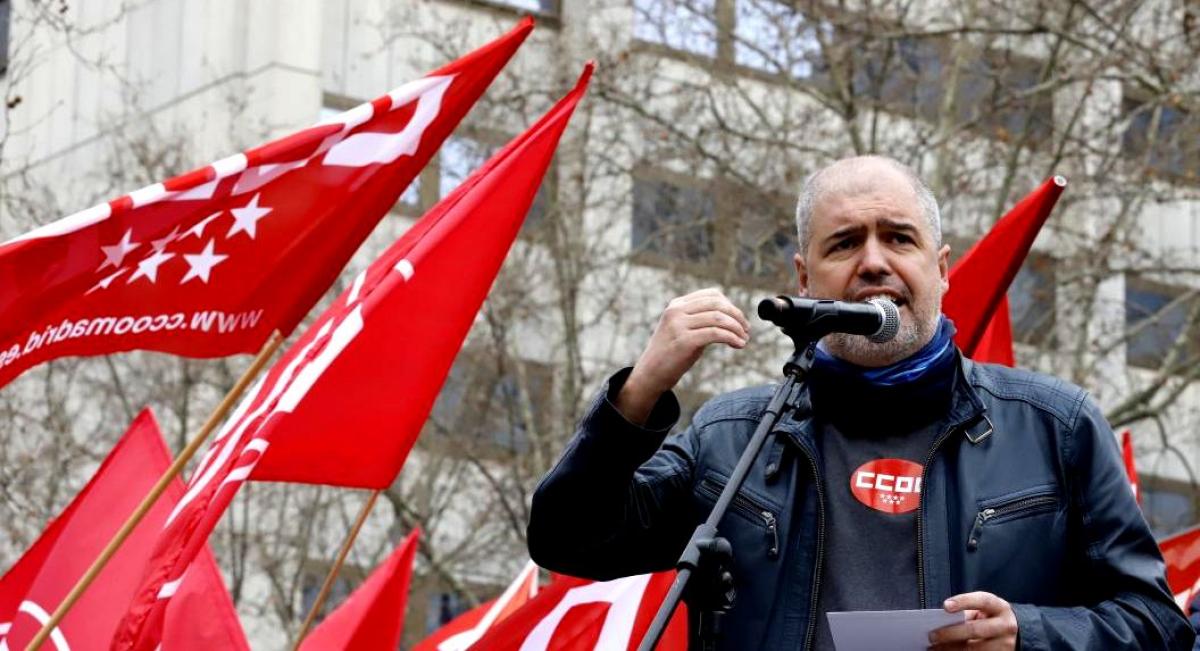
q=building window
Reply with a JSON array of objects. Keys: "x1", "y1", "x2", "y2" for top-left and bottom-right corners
[
  {"x1": 631, "y1": 168, "x2": 799, "y2": 285},
  {"x1": 438, "y1": 133, "x2": 551, "y2": 231},
  {"x1": 1125, "y1": 279, "x2": 1200, "y2": 369},
  {"x1": 733, "y1": 0, "x2": 825, "y2": 79},
  {"x1": 485, "y1": 0, "x2": 558, "y2": 14},
  {"x1": 1142, "y1": 483, "x2": 1198, "y2": 538},
  {"x1": 853, "y1": 38, "x2": 1052, "y2": 142},
  {"x1": 439, "y1": 136, "x2": 493, "y2": 199},
  {"x1": 429, "y1": 355, "x2": 553, "y2": 457},
  {"x1": 426, "y1": 591, "x2": 472, "y2": 634},
  {"x1": 1007, "y1": 253, "x2": 1056, "y2": 345},
  {"x1": 298, "y1": 563, "x2": 359, "y2": 624},
  {"x1": 854, "y1": 36, "x2": 944, "y2": 122},
  {"x1": 1122, "y1": 92, "x2": 1200, "y2": 182},
  {"x1": 633, "y1": 0, "x2": 719, "y2": 58},
  {"x1": 733, "y1": 191, "x2": 797, "y2": 281},
  {"x1": 631, "y1": 173, "x2": 716, "y2": 263},
  {"x1": 0, "y1": 0, "x2": 9, "y2": 77}
]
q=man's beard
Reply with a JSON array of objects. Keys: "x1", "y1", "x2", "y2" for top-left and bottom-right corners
[{"x1": 823, "y1": 289, "x2": 942, "y2": 367}]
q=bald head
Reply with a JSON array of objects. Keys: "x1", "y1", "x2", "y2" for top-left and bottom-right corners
[{"x1": 794, "y1": 156, "x2": 941, "y2": 258}]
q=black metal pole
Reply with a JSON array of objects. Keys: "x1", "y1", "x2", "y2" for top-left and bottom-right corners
[{"x1": 638, "y1": 343, "x2": 815, "y2": 651}]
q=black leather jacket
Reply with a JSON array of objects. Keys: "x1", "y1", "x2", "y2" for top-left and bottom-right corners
[{"x1": 528, "y1": 358, "x2": 1195, "y2": 649}]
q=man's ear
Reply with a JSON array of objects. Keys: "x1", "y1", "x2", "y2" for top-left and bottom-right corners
[
  {"x1": 938, "y1": 243, "x2": 951, "y2": 293},
  {"x1": 794, "y1": 252, "x2": 809, "y2": 296}
]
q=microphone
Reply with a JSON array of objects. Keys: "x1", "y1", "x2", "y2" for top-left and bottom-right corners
[{"x1": 757, "y1": 296, "x2": 901, "y2": 343}]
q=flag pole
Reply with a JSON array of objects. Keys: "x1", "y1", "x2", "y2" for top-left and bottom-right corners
[
  {"x1": 25, "y1": 330, "x2": 285, "y2": 651},
  {"x1": 292, "y1": 489, "x2": 382, "y2": 649}
]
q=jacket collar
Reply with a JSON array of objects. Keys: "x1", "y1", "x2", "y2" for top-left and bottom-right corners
[{"x1": 764, "y1": 349, "x2": 991, "y2": 483}]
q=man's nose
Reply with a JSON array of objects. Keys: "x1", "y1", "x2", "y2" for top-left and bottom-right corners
[{"x1": 856, "y1": 237, "x2": 893, "y2": 279}]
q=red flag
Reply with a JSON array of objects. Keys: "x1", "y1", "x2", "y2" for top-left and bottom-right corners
[
  {"x1": 470, "y1": 572, "x2": 689, "y2": 650},
  {"x1": 299, "y1": 529, "x2": 420, "y2": 651},
  {"x1": 0, "y1": 409, "x2": 247, "y2": 650},
  {"x1": 1121, "y1": 430, "x2": 1141, "y2": 504},
  {"x1": 414, "y1": 560, "x2": 540, "y2": 651},
  {"x1": 111, "y1": 65, "x2": 593, "y2": 651},
  {"x1": 1160, "y1": 526, "x2": 1200, "y2": 615},
  {"x1": 944, "y1": 176, "x2": 1066, "y2": 356},
  {"x1": 0, "y1": 18, "x2": 533, "y2": 390},
  {"x1": 969, "y1": 295, "x2": 1016, "y2": 366}
]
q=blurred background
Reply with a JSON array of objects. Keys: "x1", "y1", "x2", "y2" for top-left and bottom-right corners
[{"x1": 0, "y1": 0, "x2": 1197, "y2": 647}]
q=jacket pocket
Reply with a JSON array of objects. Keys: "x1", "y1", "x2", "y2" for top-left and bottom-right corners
[
  {"x1": 696, "y1": 474, "x2": 780, "y2": 559},
  {"x1": 967, "y1": 486, "x2": 1060, "y2": 552}
]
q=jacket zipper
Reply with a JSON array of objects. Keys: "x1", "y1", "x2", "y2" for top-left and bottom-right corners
[
  {"x1": 916, "y1": 418, "x2": 974, "y2": 609},
  {"x1": 697, "y1": 478, "x2": 780, "y2": 558},
  {"x1": 795, "y1": 444, "x2": 825, "y2": 651},
  {"x1": 966, "y1": 495, "x2": 1058, "y2": 551}
]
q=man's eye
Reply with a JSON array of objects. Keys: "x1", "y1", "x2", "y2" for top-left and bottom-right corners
[
  {"x1": 891, "y1": 233, "x2": 914, "y2": 245},
  {"x1": 831, "y1": 239, "x2": 854, "y2": 252}
]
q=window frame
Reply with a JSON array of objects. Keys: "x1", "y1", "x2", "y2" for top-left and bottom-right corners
[
  {"x1": 630, "y1": 1, "x2": 1054, "y2": 146},
  {"x1": 1121, "y1": 87, "x2": 1200, "y2": 185},
  {"x1": 630, "y1": 164, "x2": 799, "y2": 289},
  {"x1": 1124, "y1": 276, "x2": 1200, "y2": 371},
  {"x1": 1140, "y1": 474, "x2": 1200, "y2": 539}
]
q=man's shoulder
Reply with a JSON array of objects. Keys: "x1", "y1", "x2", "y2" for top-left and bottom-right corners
[
  {"x1": 689, "y1": 384, "x2": 776, "y2": 429},
  {"x1": 964, "y1": 360, "x2": 1090, "y2": 428}
]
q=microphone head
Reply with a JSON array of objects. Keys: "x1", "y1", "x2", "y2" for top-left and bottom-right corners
[
  {"x1": 866, "y1": 298, "x2": 900, "y2": 343},
  {"x1": 757, "y1": 296, "x2": 789, "y2": 324}
]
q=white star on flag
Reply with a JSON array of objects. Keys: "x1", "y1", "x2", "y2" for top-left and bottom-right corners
[
  {"x1": 181, "y1": 239, "x2": 229, "y2": 284},
  {"x1": 99, "y1": 229, "x2": 140, "y2": 271},
  {"x1": 151, "y1": 226, "x2": 181, "y2": 252},
  {"x1": 182, "y1": 212, "x2": 221, "y2": 240},
  {"x1": 227, "y1": 194, "x2": 272, "y2": 240},
  {"x1": 127, "y1": 249, "x2": 175, "y2": 284},
  {"x1": 86, "y1": 268, "x2": 129, "y2": 294}
]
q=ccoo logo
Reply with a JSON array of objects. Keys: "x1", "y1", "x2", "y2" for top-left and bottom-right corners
[{"x1": 850, "y1": 458, "x2": 924, "y2": 514}]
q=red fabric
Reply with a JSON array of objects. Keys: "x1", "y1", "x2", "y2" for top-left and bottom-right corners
[
  {"x1": 0, "y1": 18, "x2": 532, "y2": 390},
  {"x1": 299, "y1": 529, "x2": 420, "y2": 651},
  {"x1": 1159, "y1": 526, "x2": 1200, "y2": 615},
  {"x1": 0, "y1": 409, "x2": 248, "y2": 650},
  {"x1": 413, "y1": 560, "x2": 540, "y2": 651},
  {"x1": 110, "y1": 65, "x2": 592, "y2": 651},
  {"x1": 944, "y1": 176, "x2": 1065, "y2": 357},
  {"x1": 1120, "y1": 430, "x2": 1141, "y2": 504},
  {"x1": 470, "y1": 572, "x2": 688, "y2": 650},
  {"x1": 969, "y1": 295, "x2": 1016, "y2": 366}
]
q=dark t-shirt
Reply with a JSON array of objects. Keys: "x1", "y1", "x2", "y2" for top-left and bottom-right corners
[{"x1": 811, "y1": 413, "x2": 944, "y2": 650}]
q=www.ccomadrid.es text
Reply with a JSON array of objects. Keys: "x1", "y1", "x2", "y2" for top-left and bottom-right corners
[{"x1": 0, "y1": 309, "x2": 265, "y2": 370}]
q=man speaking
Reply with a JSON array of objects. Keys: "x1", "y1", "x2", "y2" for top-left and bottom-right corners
[{"x1": 527, "y1": 156, "x2": 1194, "y2": 649}]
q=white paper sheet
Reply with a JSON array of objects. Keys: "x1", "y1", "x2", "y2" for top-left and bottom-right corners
[{"x1": 827, "y1": 609, "x2": 966, "y2": 650}]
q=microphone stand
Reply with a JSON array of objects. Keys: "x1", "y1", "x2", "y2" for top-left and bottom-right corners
[{"x1": 638, "y1": 327, "x2": 821, "y2": 651}]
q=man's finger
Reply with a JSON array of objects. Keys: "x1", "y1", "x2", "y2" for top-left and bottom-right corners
[
  {"x1": 674, "y1": 287, "x2": 724, "y2": 304},
  {"x1": 686, "y1": 327, "x2": 747, "y2": 350},
  {"x1": 927, "y1": 616, "x2": 1013, "y2": 645},
  {"x1": 676, "y1": 297, "x2": 751, "y2": 331},
  {"x1": 944, "y1": 592, "x2": 1007, "y2": 615},
  {"x1": 684, "y1": 311, "x2": 749, "y2": 339}
]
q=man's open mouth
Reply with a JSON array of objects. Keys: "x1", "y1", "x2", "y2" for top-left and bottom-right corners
[{"x1": 859, "y1": 292, "x2": 907, "y2": 308}]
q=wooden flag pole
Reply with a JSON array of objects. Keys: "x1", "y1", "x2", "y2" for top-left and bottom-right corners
[
  {"x1": 292, "y1": 489, "x2": 382, "y2": 650},
  {"x1": 25, "y1": 331, "x2": 285, "y2": 651}
]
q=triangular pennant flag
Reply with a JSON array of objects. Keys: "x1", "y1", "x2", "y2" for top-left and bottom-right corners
[
  {"x1": 0, "y1": 18, "x2": 532, "y2": 390},
  {"x1": 111, "y1": 64, "x2": 594, "y2": 651},
  {"x1": 969, "y1": 295, "x2": 1016, "y2": 366},
  {"x1": 1159, "y1": 526, "x2": 1200, "y2": 615},
  {"x1": 1121, "y1": 430, "x2": 1141, "y2": 504},
  {"x1": 414, "y1": 560, "x2": 540, "y2": 651},
  {"x1": 470, "y1": 571, "x2": 688, "y2": 650},
  {"x1": 299, "y1": 529, "x2": 420, "y2": 651},
  {"x1": 0, "y1": 409, "x2": 247, "y2": 650},
  {"x1": 944, "y1": 176, "x2": 1066, "y2": 356}
]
